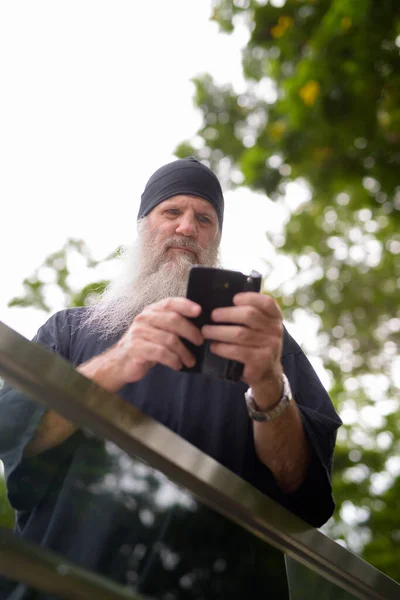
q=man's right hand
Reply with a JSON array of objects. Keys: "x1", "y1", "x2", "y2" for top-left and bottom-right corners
[
  {"x1": 77, "y1": 297, "x2": 204, "y2": 393},
  {"x1": 25, "y1": 298, "x2": 203, "y2": 457}
]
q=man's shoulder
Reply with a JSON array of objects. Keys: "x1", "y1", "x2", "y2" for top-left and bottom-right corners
[
  {"x1": 51, "y1": 306, "x2": 90, "y2": 329},
  {"x1": 33, "y1": 307, "x2": 91, "y2": 359},
  {"x1": 46, "y1": 307, "x2": 117, "y2": 364},
  {"x1": 36, "y1": 307, "x2": 89, "y2": 337}
]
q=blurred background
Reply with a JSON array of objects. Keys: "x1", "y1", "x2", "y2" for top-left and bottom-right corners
[{"x1": 0, "y1": 0, "x2": 399, "y2": 583}]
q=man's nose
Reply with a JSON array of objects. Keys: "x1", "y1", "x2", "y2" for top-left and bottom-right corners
[{"x1": 175, "y1": 213, "x2": 198, "y2": 237}]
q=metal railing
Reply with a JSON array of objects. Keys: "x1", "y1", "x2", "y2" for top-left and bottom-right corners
[
  {"x1": 0, "y1": 527, "x2": 144, "y2": 600},
  {"x1": 0, "y1": 321, "x2": 399, "y2": 600}
]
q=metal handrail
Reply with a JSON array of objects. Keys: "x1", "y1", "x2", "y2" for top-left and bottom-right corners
[
  {"x1": 0, "y1": 527, "x2": 143, "y2": 600},
  {"x1": 0, "y1": 321, "x2": 398, "y2": 600}
]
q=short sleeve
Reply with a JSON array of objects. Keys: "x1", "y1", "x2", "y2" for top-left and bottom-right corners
[{"x1": 0, "y1": 311, "x2": 80, "y2": 511}]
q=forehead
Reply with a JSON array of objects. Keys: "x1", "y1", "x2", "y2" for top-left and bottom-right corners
[{"x1": 156, "y1": 195, "x2": 217, "y2": 216}]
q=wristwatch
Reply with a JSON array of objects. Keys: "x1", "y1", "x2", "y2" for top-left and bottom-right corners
[{"x1": 245, "y1": 374, "x2": 292, "y2": 422}]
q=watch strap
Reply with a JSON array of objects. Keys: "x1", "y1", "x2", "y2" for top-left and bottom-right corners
[{"x1": 245, "y1": 374, "x2": 292, "y2": 422}]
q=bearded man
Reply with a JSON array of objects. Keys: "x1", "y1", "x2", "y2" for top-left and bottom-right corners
[{"x1": 0, "y1": 158, "x2": 341, "y2": 598}]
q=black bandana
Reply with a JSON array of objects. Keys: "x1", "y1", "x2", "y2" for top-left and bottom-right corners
[{"x1": 138, "y1": 157, "x2": 224, "y2": 230}]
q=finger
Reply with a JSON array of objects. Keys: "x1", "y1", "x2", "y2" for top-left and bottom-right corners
[
  {"x1": 209, "y1": 342, "x2": 248, "y2": 363},
  {"x1": 135, "y1": 310, "x2": 203, "y2": 346},
  {"x1": 210, "y1": 305, "x2": 273, "y2": 330},
  {"x1": 150, "y1": 297, "x2": 202, "y2": 318},
  {"x1": 140, "y1": 340, "x2": 186, "y2": 371},
  {"x1": 233, "y1": 292, "x2": 282, "y2": 319},
  {"x1": 209, "y1": 341, "x2": 279, "y2": 367},
  {"x1": 202, "y1": 324, "x2": 266, "y2": 347},
  {"x1": 209, "y1": 343, "x2": 277, "y2": 382},
  {"x1": 136, "y1": 326, "x2": 197, "y2": 368},
  {"x1": 209, "y1": 340, "x2": 283, "y2": 385}
]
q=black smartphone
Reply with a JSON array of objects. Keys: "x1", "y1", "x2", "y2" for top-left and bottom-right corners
[{"x1": 182, "y1": 266, "x2": 262, "y2": 381}]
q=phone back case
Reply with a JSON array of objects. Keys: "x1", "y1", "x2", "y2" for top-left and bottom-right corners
[{"x1": 182, "y1": 267, "x2": 262, "y2": 381}]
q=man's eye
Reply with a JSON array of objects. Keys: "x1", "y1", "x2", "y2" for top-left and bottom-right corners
[
  {"x1": 166, "y1": 209, "x2": 180, "y2": 216},
  {"x1": 198, "y1": 215, "x2": 212, "y2": 224}
]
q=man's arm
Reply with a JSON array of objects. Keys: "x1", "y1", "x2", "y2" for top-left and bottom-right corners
[
  {"x1": 202, "y1": 292, "x2": 313, "y2": 494},
  {"x1": 251, "y1": 376, "x2": 312, "y2": 493},
  {"x1": 25, "y1": 349, "x2": 311, "y2": 493},
  {"x1": 23, "y1": 411, "x2": 77, "y2": 457},
  {"x1": 24, "y1": 297, "x2": 204, "y2": 457}
]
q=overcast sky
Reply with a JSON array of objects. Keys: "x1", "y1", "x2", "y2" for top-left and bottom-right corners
[{"x1": 1, "y1": 3, "x2": 272, "y2": 325}]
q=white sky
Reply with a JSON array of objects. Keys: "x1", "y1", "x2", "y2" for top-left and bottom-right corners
[{"x1": 0, "y1": 0, "x2": 326, "y2": 382}]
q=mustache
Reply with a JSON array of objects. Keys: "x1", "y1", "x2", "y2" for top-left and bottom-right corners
[{"x1": 164, "y1": 237, "x2": 202, "y2": 256}]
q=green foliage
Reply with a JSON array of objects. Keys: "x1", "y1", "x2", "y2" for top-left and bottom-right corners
[
  {"x1": 2, "y1": 240, "x2": 118, "y2": 533},
  {"x1": 9, "y1": 238, "x2": 120, "y2": 312},
  {"x1": 0, "y1": 470, "x2": 14, "y2": 529},
  {"x1": 175, "y1": 0, "x2": 400, "y2": 582}
]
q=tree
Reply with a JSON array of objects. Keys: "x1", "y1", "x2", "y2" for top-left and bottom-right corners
[
  {"x1": 174, "y1": 0, "x2": 400, "y2": 581},
  {"x1": 0, "y1": 467, "x2": 14, "y2": 529},
  {"x1": 8, "y1": 238, "x2": 121, "y2": 312},
  {"x1": 0, "y1": 240, "x2": 119, "y2": 530}
]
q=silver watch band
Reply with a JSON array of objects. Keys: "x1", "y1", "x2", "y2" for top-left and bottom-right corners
[{"x1": 245, "y1": 374, "x2": 292, "y2": 422}]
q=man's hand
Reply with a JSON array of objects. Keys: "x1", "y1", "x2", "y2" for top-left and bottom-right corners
[
  {"x1": 78, "y1": 297, "x2": 203, "y2": 393},
  {"x1": 25, "y1": 298, "x2": 203, "y2": 457},
  {"x1": 203, "y1": 292, "x2": 312, "y2": 492},
  {"x1": 202, "y1": 292, "x2": 284, "y2": 408}
]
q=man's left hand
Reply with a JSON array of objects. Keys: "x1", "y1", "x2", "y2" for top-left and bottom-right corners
[
  {"x1": 203, "y1": 292, "x2": 313, "y2": 493},
  {"x1": 202, "y1": 292, "x2": 283, "y2": 395}
]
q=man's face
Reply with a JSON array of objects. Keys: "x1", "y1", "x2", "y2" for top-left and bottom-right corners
[
  {"x1": 81, "y1": 195, "x2": 221, "y2": 337},
  {"x1": 145, "y1": 194, "x2": 220, "y2": 265}
]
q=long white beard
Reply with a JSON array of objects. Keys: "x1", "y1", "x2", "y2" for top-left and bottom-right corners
[{"x1": 81, "y1": 219, "x2": 221, "y2": 338}]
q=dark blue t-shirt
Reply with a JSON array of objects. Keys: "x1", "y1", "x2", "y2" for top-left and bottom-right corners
[{"x1": 0, "y1": 308, "x2": 342, "y2": 599}]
